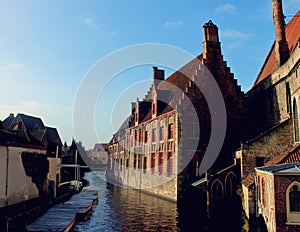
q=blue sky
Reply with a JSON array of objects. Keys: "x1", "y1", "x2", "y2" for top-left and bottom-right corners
[{"x1": 0, "y1": 0, "x2": 299, "y2": 149}]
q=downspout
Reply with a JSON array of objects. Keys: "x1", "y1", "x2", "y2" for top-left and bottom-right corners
[{"x1": 254, "y1": 175, "x2": 258, "y2": 218}]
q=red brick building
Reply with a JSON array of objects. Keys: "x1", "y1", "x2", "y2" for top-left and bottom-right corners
[
  {"x1": 107, "y1": 19, "x2": 245, "y2": 202},
  {"x1": 256, "y1": 163, "x2": 300, "y2": 231}
]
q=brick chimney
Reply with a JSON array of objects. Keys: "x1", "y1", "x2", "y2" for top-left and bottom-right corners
[
  {"x1": 203, "y1": 20, "x2": 221, "y2": 60},
  {"x1": 272, "y1": 0, "x2": 289, "y2": 67},
  {"x1": 152, "y1": 67, "x2": 164, "y2": 81}
]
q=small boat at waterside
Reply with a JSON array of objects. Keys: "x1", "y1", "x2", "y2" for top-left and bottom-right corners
[{"x1": 27, "y1": 187, "x2": 98, "y2": 232}]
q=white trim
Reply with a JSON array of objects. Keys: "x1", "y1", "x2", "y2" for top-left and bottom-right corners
[{"x1": 286, "y1": 181, "x2": 300, "y2": 224}]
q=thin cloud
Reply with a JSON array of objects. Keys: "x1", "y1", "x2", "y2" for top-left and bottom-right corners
[
  {"x1": 106, "y1": 31, "x2": 118, "y2": 36},
  {"x1": 164, "y1": 20, "x2": 183, "y2": 30},
  {"x1": 7, "y1": 62, "x2": 23, "y2": 69},
  {"x1": 80, "y1": 13, "x2": 99, "y2": 30},
  {"x1": 220, "y1": 29, "x2": 254, "y2": 39},
  {"x1": 215, "y1": 4, "x2": 236, "y2": 14}
]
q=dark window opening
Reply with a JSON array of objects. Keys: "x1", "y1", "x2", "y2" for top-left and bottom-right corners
[
  {"x1": 290, "y1": 185, "x2": 300, "y2": 212},
  {"x1": 256, "y1": 157, "x2": 265, "y2": 167}
]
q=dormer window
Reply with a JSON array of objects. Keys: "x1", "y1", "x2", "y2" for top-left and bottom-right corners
[
  {"x1": 33, "y1": 124, "x2": 40, "y2": 130},
  {"x1": 152, "y1": 102, "x2": 156, "y2": 115}
]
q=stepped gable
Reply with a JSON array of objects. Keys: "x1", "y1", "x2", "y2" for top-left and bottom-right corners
[{"x1": 254, "y1": 10, "x2": 300, "y2": 86}]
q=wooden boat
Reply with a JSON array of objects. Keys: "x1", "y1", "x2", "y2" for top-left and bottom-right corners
[{"x1": 64, "y1": 214, "x2": 76, "y2": 232}]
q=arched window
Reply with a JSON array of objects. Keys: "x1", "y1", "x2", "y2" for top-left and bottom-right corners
[
  {"x1": 211, "y1": 179, "x2": 224, "y2": 199},
  {"x1": 286, "y1": 181, "x2": 300, "y2": 224},
  {"x1": 293, "y1": 98, "x2": 300, "y2": 142},
  {"x1": 261, "y1": 178, "x2": 266, "y2": 206},
  {"x1": 286, "y1": 83, "x2": 291, "y2": 114},
  {"x1": 289, "y1": 185, "x2": 300, "y2": 212},
  {"x1": 225, "y1": 172, "x2": 236, "y2": 198}
]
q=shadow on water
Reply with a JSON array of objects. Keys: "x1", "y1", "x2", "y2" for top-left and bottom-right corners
[
  {"x1": 177, "y1": 185, "x2": 246, "y2": 232},
  {"x1": 74, "y1": 171, "x2": 246, "y2": 232}
]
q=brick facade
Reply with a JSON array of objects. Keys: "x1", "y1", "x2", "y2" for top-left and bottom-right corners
[
  {"x1": 106, "y1": 20, "x2": 245, "y2": 202},
  {"x1": 256, "y1": 166, "x2": 300, "y2": 232}
]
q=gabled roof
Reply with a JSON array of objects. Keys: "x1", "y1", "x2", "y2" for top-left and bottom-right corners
[
  {"x1": 158, "y1": 54, "x2": 203, "y2": 97},
  {"x1": 243, "y1": 144, "x2": 300, "y2": 187},
  {"x1": 93, "y1": 143, "x2": 108, "y2": 151},
  {"x1": 266, "y1": 144, "x2": 300, "y2": 165},
  {"x1": 44, "y1": 127, "x2": 63, "y2": 147},
  {"x1": 242, "y1": 174, "x2": 255, "y2": 188},
  {"x1": 2, "y1": 114, "x2": 15, "y2": 129},
  {"x1": 0, "y1": 130, "x2": 45, "y2": 150},
  {"x1": 254, "y1": 10, "x2": 300, "y2": 86},
  {"x1": 30, "y1": 129, "x2": 47, "y2": 142},
  {"x1": 17, "y1": 113, "x2": 45, "y2": 131}
]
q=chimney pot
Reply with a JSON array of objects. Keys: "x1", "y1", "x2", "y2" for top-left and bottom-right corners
[
  {"x1": 272, "y1": 0, "x2": 289, "y2": 67},
  {"x1": 152, "y1": 67, "x2": 165, "y2": 81}
]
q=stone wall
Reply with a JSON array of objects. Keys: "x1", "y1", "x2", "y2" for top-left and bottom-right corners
[
  {"x1": 246, "y1": 46, "x2": 300, "y2": 140},
  {"x1": 240, "y1": 119, "x2": 293, "y2": 180}
]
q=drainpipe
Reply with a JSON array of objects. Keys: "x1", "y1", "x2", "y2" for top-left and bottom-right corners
[
  {"x1": 5, "y1": 144, "x2": 9, "y2": 206},
  {"x1": 254, "y1": 176, "x2": 258, "y2": 218}
]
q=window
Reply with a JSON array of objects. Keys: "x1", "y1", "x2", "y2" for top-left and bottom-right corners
[
  {"x1": 294, "y1": 98, "x2": 300, "y2": 142},
  {"x1": 256, "y1": 157, "x2": 265, "y2": 167},
  {"x1": 286, "y1": 83, "x2": 292, "y2": 114},
  {"x1": 120, "y1": 141, "x2": 124, "y2": 152},
  {"x1": 139, "y1": 129, "x2": 142, "y2": 145},
  {"x1": 152, "y1": 102, "x2": 156, "y2": 115},
  {"x1": 158, "y1": 153, "x2": 163, "y2": 176},
  {"x1": 168, "y1": 123, "x2": 174, "y2": 139},
  {"x1": 134, "y1": 154, "x2": 137, "y2": 169},
  {"x1": 138, "y1": 155, "x2": 142, "y2": 169},
  {"x1": 225, "y1": 173, "x2": 236, "y2": 198},
  {"x1": 290, "y1": 185, "x2": 300, "y2": 212},
  {"x1": 167, "y1": 152, "x2": 173, "y2": 176},
  {"x1": 261, "y1": 178, "x2": 266, "y2": 206},
  {"x1": 135, "y1": 130, "x2": 138, "y2": 146},
  {"x1": 151, "y1": 153, "x2": 155, "y2": 175},
  {"x1": 143, "y1": 157, "x2": 147, "y2": 174},
  {"x1": 144, "y1": 131, "x2": 148, "y2": 143},
  {"x1": 286, "y1": 182, "x2": 300, "y2": 224},
  {"x1": 126, "y1": 158, "x2": 129, "y2": 168},
  {"x1": 152, "y1": 128, "x2": 157, "y2": 142},
  {"x1": 160, "y1": 126, "x2": 165, "y2": 141},
  {"x1": 211, "y1": 180, "x2": 223, "y2": 199}
]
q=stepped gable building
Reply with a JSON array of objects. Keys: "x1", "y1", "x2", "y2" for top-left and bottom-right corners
[
  {"x1": 107, "y1": 19, "x2": 245, "y2": 201},
  {"x1": 2, "y1": 113, "x2": 63, "y2": 156},
  {"x1": 235, "y1": 0, "x2": 300, "y2": 229}
]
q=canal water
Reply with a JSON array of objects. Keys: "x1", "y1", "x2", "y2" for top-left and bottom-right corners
[
  {"x1": 72, "y1": 171, "x2": 244, "y2": 232},
  {"x1": 73, "y1": 171, "x2": 181, "y2": 232}
]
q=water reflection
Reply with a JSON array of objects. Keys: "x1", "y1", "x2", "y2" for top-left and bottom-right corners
[
  {"x1": 73, "y1": 171, "x2": 243, "y2": 232},
  {"x1": 73, "y1": 171, "x2": 179, "y2": 232}
]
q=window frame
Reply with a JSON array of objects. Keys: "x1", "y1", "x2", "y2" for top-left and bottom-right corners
[{"x1": 286, "y1": 181, "x2": 300, "y2": 224}]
